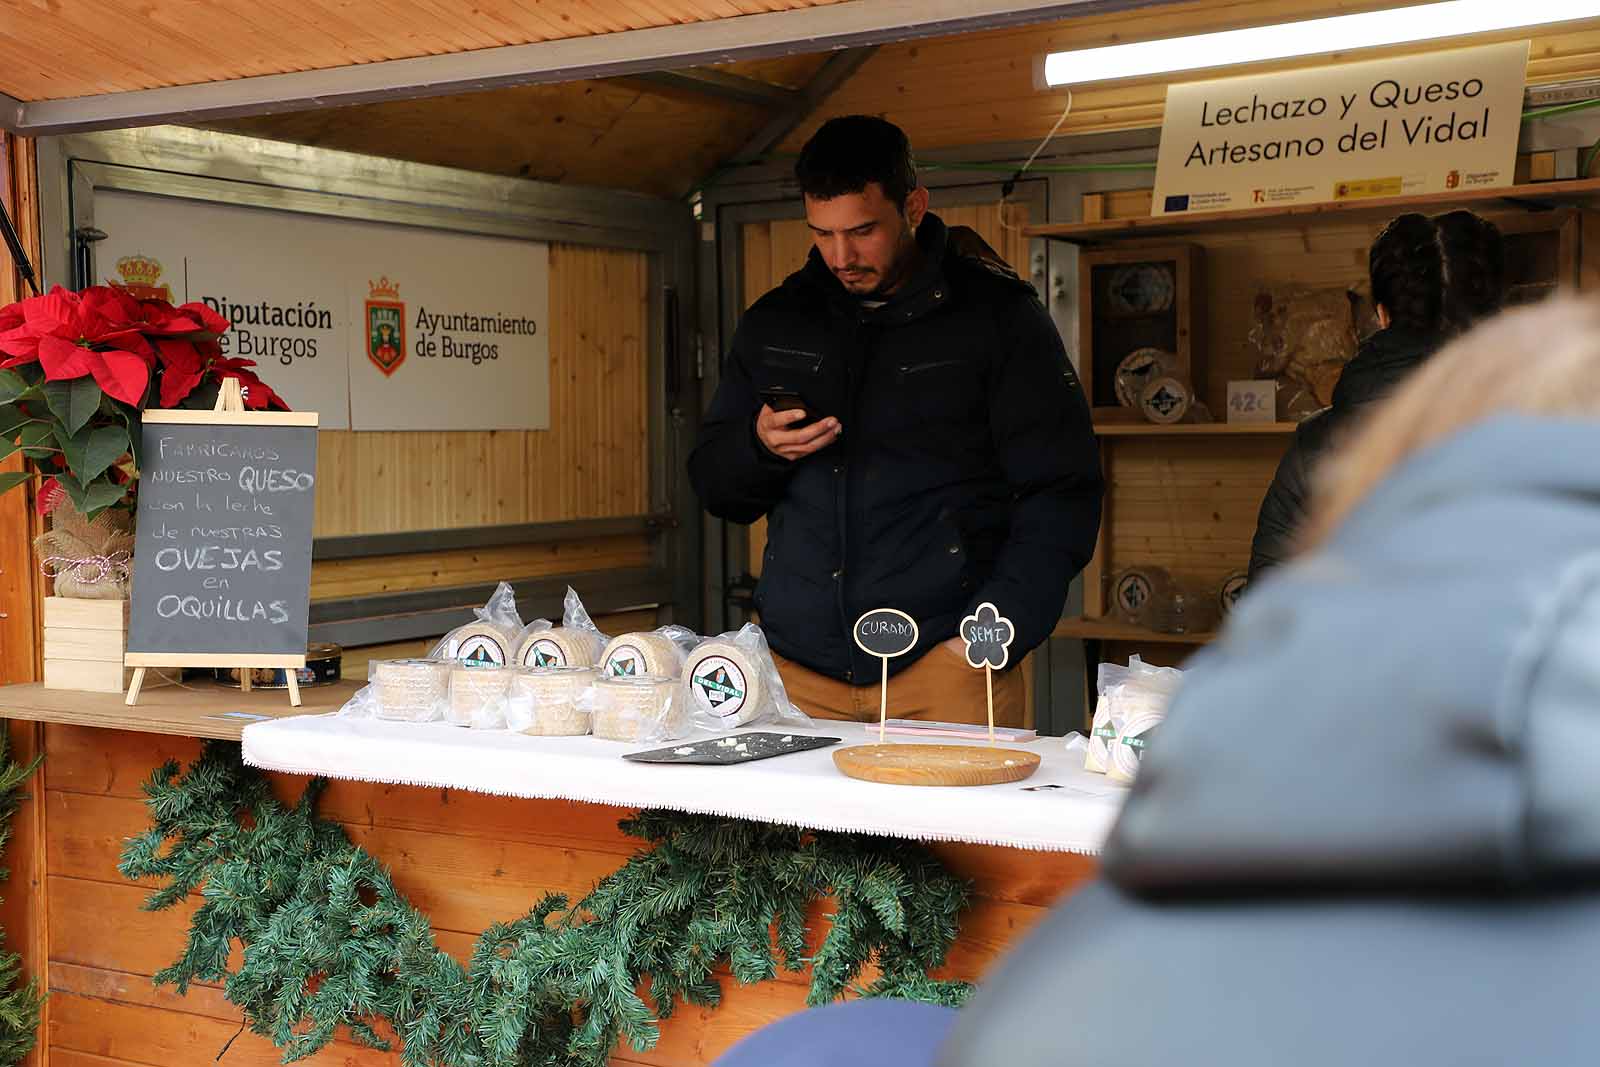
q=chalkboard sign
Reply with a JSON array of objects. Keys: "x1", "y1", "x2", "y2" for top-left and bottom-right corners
[
  {"x1": 126, "y1": 409, "x2": 319, "y2": 666},
  {"x1": 853, "y1": 608, "x2": 919, "y2": 659}
]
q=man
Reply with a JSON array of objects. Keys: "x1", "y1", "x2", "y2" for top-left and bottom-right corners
[{"x1": 689, "y1": 116, "x2": 1101, "y2": 726}]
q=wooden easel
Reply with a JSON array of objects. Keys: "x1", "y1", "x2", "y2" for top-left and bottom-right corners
[{"x1": 125, "y1": 379, "x2": 305, "y2": 708}]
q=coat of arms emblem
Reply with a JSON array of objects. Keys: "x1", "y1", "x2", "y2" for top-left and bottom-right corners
[
  {"x1": 366, "y1": 276, "x2": 405, "y2": 376},
  {"x1": 112, "y1": 254, "x2": 172, "y2": 302}
]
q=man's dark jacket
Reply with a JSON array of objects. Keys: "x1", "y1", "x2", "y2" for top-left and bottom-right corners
[
  {"x1": 689, "y1": 213, "x2": 1102, "y2": 683},
  {"x1": 1248, "y1": 326, "x2": 1440, "y2": 580}
]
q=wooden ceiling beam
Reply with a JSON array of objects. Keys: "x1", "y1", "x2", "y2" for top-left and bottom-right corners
[
  {"x1": 628, "y1": 68, "x2": 801, "y2": 109},
  {"x1": 0, "y1": 0, "x2": 1191, "y2": 136},
  {"x1": 728, "y1": 47, "x2": 879, "y2": 165}
]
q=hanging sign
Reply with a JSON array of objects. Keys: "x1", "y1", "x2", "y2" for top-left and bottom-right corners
[
  {"x1": 90, "y1": 190, "x2": 551, "y2": 432},
  {"x1": 1152, "y1": 40, "x2": 1528, "y2": 216},
  {"x1": 854, "y1": 608, "x2": 919, "y2": 742}
]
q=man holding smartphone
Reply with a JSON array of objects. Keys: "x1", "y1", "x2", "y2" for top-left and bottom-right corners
[{"x1": 689, "y1": 116, "x2": 1102, "y2": 725}]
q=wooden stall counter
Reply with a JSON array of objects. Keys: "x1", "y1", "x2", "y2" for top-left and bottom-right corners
[{"x1": 0, "y1": 682, "x2": 1105, "y2": 1067}]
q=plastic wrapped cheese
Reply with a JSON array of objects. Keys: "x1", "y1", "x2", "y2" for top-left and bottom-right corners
[
  {"x1": 441, "y1": 621, "x2": 519, "y2": 667},
  {"x1": 589, "y1": 675, "x2": 685, "y2": 742},
  {"x1": 1108, "y1": 706, "x2": 1165, "y2": 783},
  {"x1": 515, "y1": 626, "x2": 604, "y2": 669},
  {"x1": 448, "y1": 665, "x2": 512, "y2": 728},
  {"x1": 601, "y1": 632, "x2": 689, "y2": 680},
  {"x1": 683, "y1": 638, "x2": 764, "y2": 727},
  {"x1": 507, "y1": 666, "x2": 598, "y2": 736},
  {"x1": 373, "y1": 659, "x2": 449, "y2": 723}
]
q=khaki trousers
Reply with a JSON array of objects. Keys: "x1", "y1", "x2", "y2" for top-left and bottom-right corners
[{"x1": 771, "y1": 646, "x2": 1025, "y2": 727}]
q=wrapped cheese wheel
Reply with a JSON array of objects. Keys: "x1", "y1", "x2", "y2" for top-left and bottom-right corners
[
  {"x1": 448, "y1": 665, "x2": 511, "y2": 728},
  {"x1": 1140, "y1": 374, "x2": 1194, "y2": 424},
  {"x1": 373, "y1": 659, "x2": 449, "y2": 723},
  {"x1": 600, "y1": 632, "x2": 687, "y2": 680},
  {"x1": 507, "y1": 666, "x2": 598, "y2": 736},
  {"x1": 682, "y1": 639, "x2": 764, "y2": 727},
  {"x1": 590, "y1": 675, "x2": 684, "y2": 742},
  {"x1": 1108, "y1": 706, "x2": 1165, "y2": 783},
  {"x1": 515, "y1": 626, "x2": 604, "y2": 669},
  {"x1": 441, "y1": 621, "x2": 518, "y2": 667}
]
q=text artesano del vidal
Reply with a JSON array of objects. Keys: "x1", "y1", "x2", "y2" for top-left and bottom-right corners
[{"x1": 1184, "y1": 74, "x2": 1494, "y2": 168}]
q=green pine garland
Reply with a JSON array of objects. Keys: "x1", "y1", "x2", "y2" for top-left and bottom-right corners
[
  {"x1": 0, "y1": 731, "x2": 43, "y2": 1067},
  {"x1": 119, "y1": 742, "x2": 973, "y2": 1066}
]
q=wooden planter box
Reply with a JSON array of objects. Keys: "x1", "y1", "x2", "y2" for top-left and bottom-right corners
[{"x1": 43, "y1": 596, "x2": 132, "y2": 693}]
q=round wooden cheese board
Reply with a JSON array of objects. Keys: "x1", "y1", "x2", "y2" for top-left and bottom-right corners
[{"x1": 832, "y1": 743, "x2": 1041, "y2": 787}]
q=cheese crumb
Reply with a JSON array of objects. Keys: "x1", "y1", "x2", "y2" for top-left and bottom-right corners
[{"x1": 674, "y1": 747, "x2": 695, "y2": 755}]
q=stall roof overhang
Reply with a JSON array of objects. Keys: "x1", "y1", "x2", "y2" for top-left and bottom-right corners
[{"x1": 0, "y1": 0, "x2": 1184, "y2": 136}]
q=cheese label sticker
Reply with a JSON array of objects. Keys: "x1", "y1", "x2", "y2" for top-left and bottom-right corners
[
  {"x1": 522, "y1": 638, "x2": 566, "y2": 668},
  {"x1": 691, "y1": 656, "x2": 749, "y2": 718},
  {"x1": 454, "y1": 634, "x2": 508, "y2": 666},
  {"x1": 606, "y1": 644, "x2": 648, "y2": 677}
]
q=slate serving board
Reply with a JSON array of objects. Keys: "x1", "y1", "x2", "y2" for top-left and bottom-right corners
[{"x1": 623, "y1": 732, "x2": 842, "y2": 765}]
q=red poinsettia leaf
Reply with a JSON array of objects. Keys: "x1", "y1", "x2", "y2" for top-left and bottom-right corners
[
  {"x1": 23, "y1": 288, "x2": 80, "y2": 337},
  {"x1": 38, "y1": 335, "x2": 97, "y2": 380},
  {"x1": 158, "y1": 364, "x2": 204, "y2": 408},
  {"x1": 89, "y1": 348, "x2": 151, "y2": 406},
  {"x1": 79, "y1": 285, "x2": 140, "y2": 327},
  {"x1": 34, "y1": 476, "x2": 63, "y2": 516},
  {"x1": 155, "y1": 338, "x2": 202, "y2": 372},
  {"x1": 178, "y1": 301, "x2": 229, "y2": 334},
  {"x1": 0, "y1": 304, "x2": 22, "y2": 333},
  {"x1": 0, "y1": 325, "x2": 41, "y2": 359}
]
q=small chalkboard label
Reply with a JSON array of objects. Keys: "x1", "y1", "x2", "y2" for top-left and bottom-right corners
[
  {"x1": 126, "y1": 410, "x2": 319, "y2": 665},
  {"x1": 960, "y1": 602, "x2": 1015, "y2": 671},
  {"x1": 853, "y1": 608, "x2": 919, "y2": 659}
]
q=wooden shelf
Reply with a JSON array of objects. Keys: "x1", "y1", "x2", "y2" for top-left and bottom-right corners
[
  {"x1": 1026, "y1": 177, "x2": 1600, "y2": 245},
  {"x1": 0, "y1": 679, "x2": 360, "y2": 741},
  {"x1": 1094, "y1": 418, "x2": 1298, "y2": 437},
  {"x1": 1051, "y1": 617, "x2": 1214, "y2": 646}
]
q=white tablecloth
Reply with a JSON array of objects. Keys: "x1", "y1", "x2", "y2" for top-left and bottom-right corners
[{"x1": 241, "y1": 715, "x2": 1129, "y2": 854}]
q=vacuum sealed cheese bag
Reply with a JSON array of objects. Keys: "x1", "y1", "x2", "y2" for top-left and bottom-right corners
[
  {"x1": 587, "y1": 675, "x2": 687, "y2": 742},
  {"x1": 513, "y1": 587, "x2": 607, "y2": 668},
  {"x1": 681, "y1": 623, "x2": 811, "y2": 731},
  {"x1": 505, "y1": 666, "x2": 599, "y2": 736},
  {"x1": 600, "y1": 625, "x2": 699, "y2": 680},
  {"x1": 434, "y1": 581, "x2": 542, "y2": 668}
]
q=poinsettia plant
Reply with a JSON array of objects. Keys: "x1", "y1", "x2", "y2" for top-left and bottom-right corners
[{"x1": 0, "y1": 284, "x2": 287, "y2": 519}]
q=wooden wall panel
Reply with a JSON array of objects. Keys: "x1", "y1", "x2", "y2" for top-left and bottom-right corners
[
  {"x1": 37, "y1": 722, "x2": 1095, "y2": 1067},
  {"x1": 786, "y1": 1, "x2": 1600, "y2": 152},
  {"x1": 0, "y1": 134, "x2": 44, "y2": 687},
  {"x1": 311, "y1": 244, "x2": 649, "y2": 538},
  {"x1": 1102, "y1": 436, "x2": 1281, "y2": 592}
]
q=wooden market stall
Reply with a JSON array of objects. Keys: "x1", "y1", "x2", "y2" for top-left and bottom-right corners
[{"x1": 4, "y1": 1, "x2": 1600, "y2": 1066}]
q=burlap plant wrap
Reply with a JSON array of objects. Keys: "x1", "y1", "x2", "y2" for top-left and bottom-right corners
[{"x1": 34, "y1": 504, "x2": 134, "y2": 599}]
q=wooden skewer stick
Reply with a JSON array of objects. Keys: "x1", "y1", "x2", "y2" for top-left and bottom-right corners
[
  {"x1": 879, "y1": 656, "x2": 889, "y2": 743},
  {"x1": 986, "y1": 665, "x2": 995, "y2": 746}
]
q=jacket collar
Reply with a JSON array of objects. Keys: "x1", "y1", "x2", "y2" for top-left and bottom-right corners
[{"x1": 1330, "y1": 326, "x2": 1441, "y2": 411}]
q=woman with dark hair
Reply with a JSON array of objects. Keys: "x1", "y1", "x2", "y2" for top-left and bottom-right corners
[{"x1": 1247, "y1": 209, "x2": 1505, "y2": 579}]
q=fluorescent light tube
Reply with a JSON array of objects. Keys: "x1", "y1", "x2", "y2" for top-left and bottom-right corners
[{"x1": 1043, "y1": 0, "x2": 1596, "y2": 86}]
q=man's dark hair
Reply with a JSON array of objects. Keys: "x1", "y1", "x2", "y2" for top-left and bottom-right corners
[
  {"x1": 1369, "y1": 210, "x2": 1505, "y2": 337},
  {"x1": 794, "y1": 116, "x2": 918, "y2": 208}
]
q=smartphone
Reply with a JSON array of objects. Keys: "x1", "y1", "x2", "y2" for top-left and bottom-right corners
[{"x1": 759, "y1": 387, "x2": 818, "y2": 428}]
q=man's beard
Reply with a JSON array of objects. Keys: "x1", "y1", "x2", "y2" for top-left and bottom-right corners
[{"x1": 839, "y1": 223, "x2": 919, "y2": 297}]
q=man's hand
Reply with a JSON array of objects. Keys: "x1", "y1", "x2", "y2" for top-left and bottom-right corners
[{"x1": 757, "y1": 405, "x2": 842, "y2": 461}]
